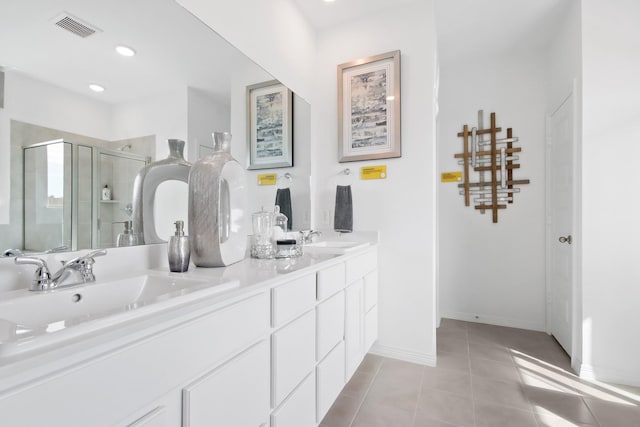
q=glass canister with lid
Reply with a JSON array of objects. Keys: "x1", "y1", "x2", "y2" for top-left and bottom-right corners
[{"x1": 251, "y1": 207, "x2": 275, "y2": 259}]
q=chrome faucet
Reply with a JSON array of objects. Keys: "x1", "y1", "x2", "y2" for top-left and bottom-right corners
[
  {"x1": 299, "y1": 230, "x2": 322, "y2": 244},
  {"x1": 15, "y1": 249, "x2": 107, "y2": 292}
]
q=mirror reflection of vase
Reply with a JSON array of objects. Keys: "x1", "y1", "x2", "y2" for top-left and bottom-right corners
[
  {"x1": 189, "y1": 132, "x2": 247, "y2": 267},
  {"x1": 132, "y1": 139, "x2": 191, "y2": 244}
]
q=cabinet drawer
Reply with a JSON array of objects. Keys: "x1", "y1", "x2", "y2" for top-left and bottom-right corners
[
  {"x1": 316, "y1": 341, "x2": 345, "y2": 423},
  {"x1": 364, "y1": 305, "x2": 378, "y2": 352},
  {"x1": 272, "y1": 273, "x2": 316, "y2": 328},
  {"x1": 271, "y1": 373, "x2": 316, "y2": 427},
  {"x1": 183, "y1": 340, "x2": 270, "y2": 427},
  {"x1": 316, "y1": 291, "x2": 345, "y2": 361},
  {"x1": 316, "y1": 262, "x2": 345, "y2": 301},
  {"x1": 272, "y1": 310, "x2": 316, "y2": 407},
  {"x1": 363, "y1": 270, "x2": 378, "y2": 312},
  {"x1": 346, "y1": 250, "x2": 377, "y2": 285}
]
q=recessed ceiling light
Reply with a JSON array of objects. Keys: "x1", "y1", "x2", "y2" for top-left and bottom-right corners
[
  {"x1": 115, "y1": 45, "x2": 136, "y2": 57},
  {"x1": 323, "y1": 0, "x2": 336, "y2": 3},
  {"x1": 89, "y1": 84, "x2": 105, "y2": 93}
]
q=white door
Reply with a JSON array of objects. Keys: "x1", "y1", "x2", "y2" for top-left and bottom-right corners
[{"x1": 548, "y1": 93, "x2": 574, "y2": 355}]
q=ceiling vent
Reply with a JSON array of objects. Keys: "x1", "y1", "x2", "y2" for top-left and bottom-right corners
[{"x1": 52, "y1": 12, "x2": 101, "y2": 38}]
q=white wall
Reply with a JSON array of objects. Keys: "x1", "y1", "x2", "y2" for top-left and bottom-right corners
[
  {"x1": 0, "y1": 71, "x2": 114, "y2": 223},
  {"x1": 438, "y1": 50, "x2": 548, "y2": 331},
  {"x1": 176, "y1": 0, "x2": 316, "y2": 103},
  {"x1": 187, "y1": 88, "x2": 230, "y2": 161},
  {"x1": 580, "y1": 0, "x2": 640, "y2": 386},
  {"x1": 313, "y1": 3, "x2": 438, "y2": 364},
  {"x1": 111, "y1": 90, "x2": 188, "y2": 159}
]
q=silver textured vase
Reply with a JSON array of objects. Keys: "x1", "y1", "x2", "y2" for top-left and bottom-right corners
[
  {"x1": 132, "y1": 139, "x2": 191, "y2": 244},
  {"x1": 188, "y1": 132, "x2": 247, "y2": 267}
]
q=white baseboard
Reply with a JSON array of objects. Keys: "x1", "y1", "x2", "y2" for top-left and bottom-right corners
[
  {"x1": 580, "y1": 363, "x2": 640, "y2": 388},
  {"x1": 441, "y1": 310, "x2": 546, "y2": 332},
  {"x1": 571, "y1": 356, "x2": 582, "y2": 376},
  {"x1": 369, "y1": 343, "x2": 436, "y2": 367}
]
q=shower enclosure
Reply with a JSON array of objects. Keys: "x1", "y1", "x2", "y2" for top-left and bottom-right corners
[{"x1": 23, "y1": 140, "x2": 149, "y2": 252}]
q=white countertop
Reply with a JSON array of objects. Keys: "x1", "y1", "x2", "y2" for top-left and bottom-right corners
[{"x1": 0, "y1": 233, "x2": 377, "y2": 395}]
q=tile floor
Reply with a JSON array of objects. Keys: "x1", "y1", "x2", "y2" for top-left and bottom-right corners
[{"x1": 320, "y1": 319, "x2": 640, "y2": 427}]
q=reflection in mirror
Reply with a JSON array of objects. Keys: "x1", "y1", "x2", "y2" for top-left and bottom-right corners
[
  {"x1": 23, "y1": 141, "x2": 72, "y2": 252},
  {"x1": 132, "y1": 139, "x2": 191, "y2": 245},
  {"x1": 98, "y1": 150, "x2": 149, "y2": 247},
  {"x1": 0, "y1": 0, "x2": 311, "y2": 255},
  {"x1": 22, "y1": 138, "x2": 150, "y2": 252}
]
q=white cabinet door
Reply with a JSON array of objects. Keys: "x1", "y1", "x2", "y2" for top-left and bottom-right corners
[
  {"x1": 344, "y1": 279, "x2": 364, "y2": 380},
  {"x1": 183, "y1": 340, "x2": 270, "y2": 427},
  {"x1": 363, "y1": 270, "x2": 378, "y2": 312},
  {"x1": 364, "y1": 305, "x2": 378, "y2": 352},
  {"x1": 316, "y1": 262, "x2": 346, "y2": 301},
  {"x1": 316, "y1": 341, "x2": 345, "y2": 423},
  {"x1": 346, "y1": 251, "x2": 377, "y2": 285},
  {"x1": 316, "y1": 291, "x2": 345, "y2": 361},
  {"x1": 272, "y1": 309, "x2": 316, "y2": 407},
  {"x1": 272, "y1": 273, "x2": 316, "y2": 328},
  {"x1": 271, "y1": 373, "x2": 316, "y2": 427}
]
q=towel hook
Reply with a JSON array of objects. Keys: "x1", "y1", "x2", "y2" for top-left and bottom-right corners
[
  {"x1": 342, "y1": 168, "x2": 351, "y2": 176},
  {"x1": 276, "y1": 172, "x2": 292, "y2": 188}
]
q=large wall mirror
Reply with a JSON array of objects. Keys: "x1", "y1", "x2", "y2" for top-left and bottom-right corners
[{"x1": 0, "y1": 0, "x2": 311, "y2": 255}]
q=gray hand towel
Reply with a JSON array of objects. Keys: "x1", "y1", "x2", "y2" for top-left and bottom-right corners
[
  {"x1": 275, "y1": 187, "x2": 293, "y2": 230},
  {"x1": 334, "y1": 185, "x2": 353, "y2": 233}
]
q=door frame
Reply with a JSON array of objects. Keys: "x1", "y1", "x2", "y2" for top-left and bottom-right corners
[{"x1": 545, "y1": 78, "x2": 581, "y2": 369}]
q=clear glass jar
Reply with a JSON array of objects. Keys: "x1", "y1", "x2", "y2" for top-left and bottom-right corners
[
  {"x1": 251, "y1": 208, "x2": 274, "y2": 259},
  {"x1": 274, "y1": 233, "x2": 302, "y2": 258}
]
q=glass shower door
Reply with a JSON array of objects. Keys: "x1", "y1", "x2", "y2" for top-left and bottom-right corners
[
  {"x1": 23, "y1": 141, "x2": 72, "y2": 252},
  {"x1": 76, "y1": 145, "x2": 93, "y2": 250}
]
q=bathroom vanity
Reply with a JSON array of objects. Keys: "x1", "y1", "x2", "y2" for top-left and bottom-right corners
[{"x1": 0, "y1": 242, "x2": 378, "y2": 426}]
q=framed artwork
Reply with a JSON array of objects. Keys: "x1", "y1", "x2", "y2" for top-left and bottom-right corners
[
  {"x1": 246, "y1": 80, "x2": 293, "y2": 169},
  {"x1": 337, "y1": 50, "x2": 401, "y2": 163}
]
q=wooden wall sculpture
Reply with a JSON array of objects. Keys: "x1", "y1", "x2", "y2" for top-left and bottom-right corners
[{"x1": 455, "y1": 111, "x2": 530, "y2": 223}]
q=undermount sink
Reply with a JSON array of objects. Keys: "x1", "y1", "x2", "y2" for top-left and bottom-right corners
[
  {"x1": 303, "y1": 240, "x2": 370, "y2": 254},
  {"x1": 0, "y1": 273, "x2": 238, "y2": 358}
]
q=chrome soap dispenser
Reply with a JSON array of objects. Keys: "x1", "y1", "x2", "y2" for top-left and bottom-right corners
[{"x1": 168, "y1": 220, "x2": 190, "y2": 272}]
